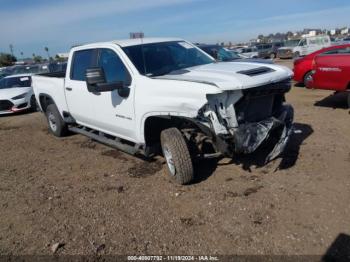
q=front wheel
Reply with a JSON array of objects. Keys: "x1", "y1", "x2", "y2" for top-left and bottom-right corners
[
  {"x1": 303, "y1": 71, "x2": 313, "y2": 87},
  {"x1": 46, "y1": 104, "x2": 68, "y2": 137},
  {"x1": 270, "y1": 53, "x2": 276, "y2": 59},
  {"x1": 160, "y1": 128, "x2": 194, "y2": 185},
  {"x1": 347, "y1": 92, "x2": 350, "y2": 109}
]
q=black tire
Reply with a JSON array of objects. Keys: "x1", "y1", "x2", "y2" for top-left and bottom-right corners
[
  {"x1": 347, "y1": 92, "x2": 350, "y2": 109},
  {"x1": 160, "y1": 128, "x2": 194, "y2": 185},
  {"x1": 270, "y1": 53, "x2": 276, "y2": 59},
  {"x1": 293, "y1": 52, "x2": 300, "y2": 59},
  {"x1": 30, "y1": 95, "x2": 38, "y2": 112},
  {"x1": 303, "y1": 71, "x2": 313, "y2": 87},
  {"x1": 45, "y1": 104, "x2": 68, "y2": 137}
]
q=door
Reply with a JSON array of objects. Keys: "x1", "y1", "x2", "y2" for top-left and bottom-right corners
[
  {"x1": 91, "y1": 48, "x2": 136, "y2": 141},
  {"x1": 299, "y1": 39, "x2": 308, "y2": 56},
  {"x1": 65, "y1": 48, "x2": 98, "y2": 126},
  {"x1": 315, "y1": 48, "x2": 350, "y2": 91}
]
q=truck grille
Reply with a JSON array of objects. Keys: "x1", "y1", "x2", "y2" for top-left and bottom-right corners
[
  {"x1": 0, "y1": 100, "x2": 14, "y2": 111},
  {"x1": 235, "y1": 79, "x2": 291, "y2": 124}
]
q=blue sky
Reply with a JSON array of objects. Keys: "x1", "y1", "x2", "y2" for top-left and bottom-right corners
[{"x1": 1, "y1": 0, "x2": 349, "y2": 58}]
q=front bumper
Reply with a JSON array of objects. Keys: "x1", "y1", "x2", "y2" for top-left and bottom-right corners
[
  {"x1": 0, "y1": 99, "x2": 31, "y2": 115},
  {"x1": 233, "y1": 104, "x2": 294, "y2": 162},
  {"x1": 278, "y1": 50, "x2": 293, "y2": 59}
]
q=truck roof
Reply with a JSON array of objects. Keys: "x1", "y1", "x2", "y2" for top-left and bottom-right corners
[{"x1": 75, "y1": 37, "x2": 184, "y2": 49}]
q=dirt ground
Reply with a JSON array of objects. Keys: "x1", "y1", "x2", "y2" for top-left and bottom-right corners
[{"x1": 0, "y1": 60, "x2": 349, "y2": 256}]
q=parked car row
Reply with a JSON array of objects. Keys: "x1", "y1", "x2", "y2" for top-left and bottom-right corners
[
  {"x1": 0, "y1": 62, "x2": 67, "y2": 114},
  {"x1": 0, "y1": 62, "x2": 67, "y2": 80},
  {"x1": 196, "y1": 44, "x2": 273, "y2": 64}
]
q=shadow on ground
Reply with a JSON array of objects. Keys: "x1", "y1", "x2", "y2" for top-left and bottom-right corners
[
  {"x1": 230, "y1": 123, "x2": 313, "y2": 172},
  {"x1": 323, "y1": 233, "x2": 350, "y2": 262},
  {"x1": 314, "y1": 92, "x2": 349, "y2": 110},
  {"x1": 190, "y1": 122, "x2": 314, "y2": 183}
]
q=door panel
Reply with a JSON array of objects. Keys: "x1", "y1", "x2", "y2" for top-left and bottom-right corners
[
  {"x1": 91, "y1": 48, "x2": 136, "y2": 141},
  {"x1": 315, "y1": 54, "x2": 349, "y2": 91},
  {"x1": 65, "y1": 49, "x2": 98, "y2": 126}
]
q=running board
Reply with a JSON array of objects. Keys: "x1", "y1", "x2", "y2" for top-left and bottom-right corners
[{"x1": 69, "y1": 126, "x2": 141, "y2": 156}]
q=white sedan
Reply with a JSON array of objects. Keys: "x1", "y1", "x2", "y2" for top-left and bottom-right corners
[{"x1": 0, "y1": 74, "x2": 36, "y2": 114}]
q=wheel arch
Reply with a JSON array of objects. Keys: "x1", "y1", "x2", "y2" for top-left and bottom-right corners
[
  {"x1": 38, "y1": 93, "x2": 56, "y2": 112},
  {"x1": 143, "y1": 115, "x2": 213, "y2": 149}
]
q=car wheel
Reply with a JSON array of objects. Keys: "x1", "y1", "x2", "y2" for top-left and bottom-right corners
[
  {"x1": 270, "y1": 53, "x2": 276, "y2": 59},
  {"x1": 303, "y1": 71, "x2": 313, "y2": 87},
  {"x1": 160, "y1": 128, "x2": 194, "y2": 185},
  {"x1": 46, "y1": 104, "x2": 68, "y2": 137},
  {"x1": 347, "y1": 92, "x2": 350, "y2": 109},
  {"x1": 293, "y1": 52, "x2": 300, "y2": 59}
]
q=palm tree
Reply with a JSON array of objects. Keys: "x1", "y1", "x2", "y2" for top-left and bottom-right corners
[{"x1": 44, "y1": 47, "x2": 50, "y2": 60}]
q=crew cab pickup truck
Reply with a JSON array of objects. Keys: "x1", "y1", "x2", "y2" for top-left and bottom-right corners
[
  {"x1": 32, "y1": 38, "x2": 294, "y2": 185},
  {"x1": 306, "y1": 45, "x2": 350, "y2": 107}
]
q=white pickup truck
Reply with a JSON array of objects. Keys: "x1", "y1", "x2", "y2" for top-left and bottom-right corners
[{"x1": 32, "y1": 38, "x2": 294, "y2": 185}]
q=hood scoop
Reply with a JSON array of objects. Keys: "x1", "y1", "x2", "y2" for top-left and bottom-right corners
[{"x1": 237, "y1": 66, "x2": 275, "y2": 76}]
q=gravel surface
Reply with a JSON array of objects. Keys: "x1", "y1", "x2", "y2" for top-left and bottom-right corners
[{"x1": 0, "y1": 60, "x2": 349, "y2": 256}]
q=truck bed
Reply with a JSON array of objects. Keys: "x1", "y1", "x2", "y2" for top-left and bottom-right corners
[{"x1": 32, "y1": 72, "x2": 69, "y2": 114}]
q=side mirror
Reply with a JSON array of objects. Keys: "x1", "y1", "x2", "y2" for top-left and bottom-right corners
[
  {"x1": 85, "y1": 67, "x2": 125, "y2": 93},
  {"x1": 86, "y1": 67, "x2": 106, "y2": 86}
]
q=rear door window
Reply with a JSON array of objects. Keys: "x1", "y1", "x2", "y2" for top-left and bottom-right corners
[{"x1": 71, "y1": 49, "x2": 98, "y2": 81}]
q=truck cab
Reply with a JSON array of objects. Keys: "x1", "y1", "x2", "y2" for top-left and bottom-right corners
[{"x1": 33, "y1": 38, "x2": 294, "y2": 185}]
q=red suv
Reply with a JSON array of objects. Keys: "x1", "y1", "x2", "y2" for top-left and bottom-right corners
[
  {"x1": 293, "y1": 44, "x2": 350, "y2": 86},
  {"x1": 307, "y1": 45, "x2": 350, "y2": 107}
]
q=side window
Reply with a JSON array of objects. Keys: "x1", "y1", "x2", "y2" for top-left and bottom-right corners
[
  {"x1": 299, "y1": 39, "x2": 307, "y2": 46},
  {"x1": 98, "y1": 49, "x2": 129, "y2": 83},
  {"x1": 71, "y1": 49, "x2": 97, "y2": 81},
  {"x1": 323, "y1": 47, "x2": 350, "y2": 55}
]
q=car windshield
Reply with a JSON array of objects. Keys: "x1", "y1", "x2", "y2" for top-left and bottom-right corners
[
  {"x1": 218, "y1": 48, "x2": 241, "y2": 61},
  {"x1": 0, "y1": 76, "x2": 31, "y2": 89},
  {"x1": 122, "y1": 41, "x2": 214, "y2": 77}
]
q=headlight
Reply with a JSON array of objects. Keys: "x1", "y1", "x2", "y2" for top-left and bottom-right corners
[{"x1": 12, "y1": 93, "x2": 28, "y2": 100}]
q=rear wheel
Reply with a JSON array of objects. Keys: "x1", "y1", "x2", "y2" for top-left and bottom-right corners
[
  {"x1": 160, "y1": 128, "x2": 194, "y2": 185},
  {"x1": 347, "y1": 92, "x2": 350, "y2": 109},
  {"x1": 46, "y1": 104, "x2": 68, "y2": 137},
  {"x1": 270, "y1": 53, "x2": 276, "y2": 59}
]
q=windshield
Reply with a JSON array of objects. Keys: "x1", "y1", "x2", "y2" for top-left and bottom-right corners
[
  {"x1": 218, "y1": 48, "x2": 240, "y2": 61},
  {"x1": 122, "y1": 41, "x2": 214, "y2": 77},
  {"x1": 284, "y1": 40, "x2": 300, "y2": 47},
  {"x1": 0, "y1": 76, "x2": 31, "y2": 89}
]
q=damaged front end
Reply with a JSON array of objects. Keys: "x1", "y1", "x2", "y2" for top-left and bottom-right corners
[{"x1": 198, "y1": 78, "x2": 294, "y2": 162}]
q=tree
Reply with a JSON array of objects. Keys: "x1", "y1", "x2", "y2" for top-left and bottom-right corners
[
  {"x1": 44, "y1": 47, "x2": 50, "y2": 60},
  {"x1": 0, "y1": 53, "x2": 17, "y2": 67},
  {"x1": 32, "y1": 55, "x2": 43, "y2": 63}
]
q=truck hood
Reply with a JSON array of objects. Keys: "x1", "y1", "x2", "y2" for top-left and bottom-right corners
[
  {"x1": 0, "y1": 87, "x2": 32, "y2": 99},
  {"x1": 155, "y1": 62, "x2": 293, "y2": 91}
]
